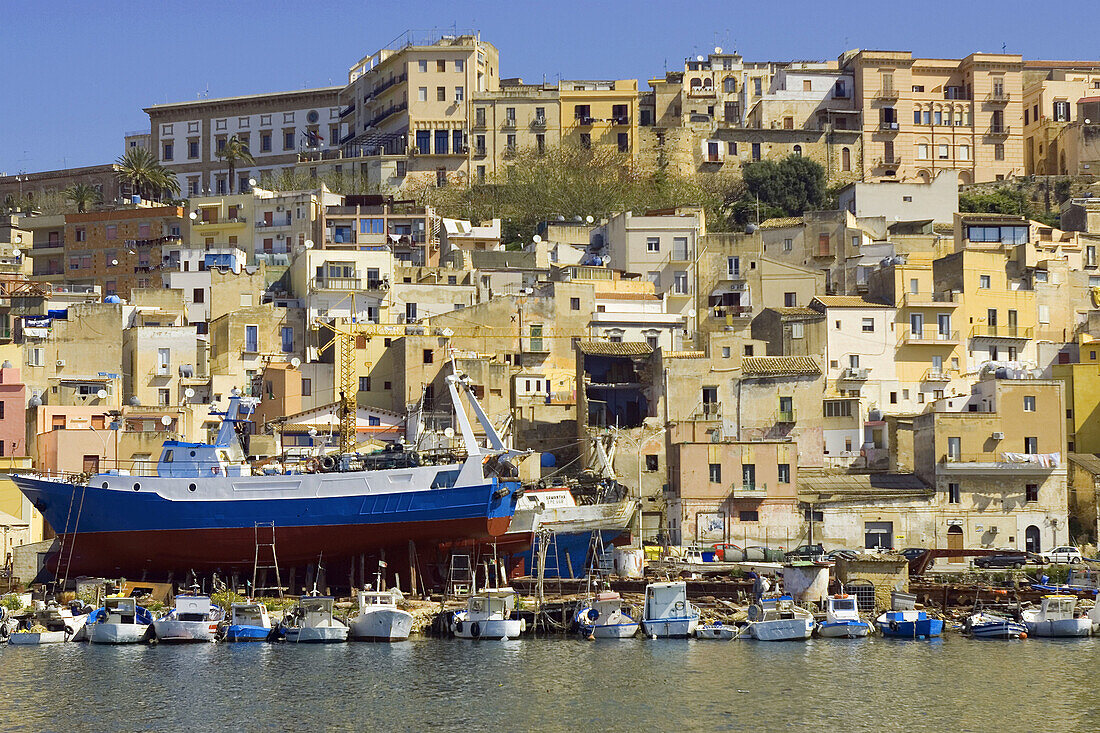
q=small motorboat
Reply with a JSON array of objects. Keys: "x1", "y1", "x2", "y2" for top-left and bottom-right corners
[
  {"x1": 574, "y1": 591, "x2": 639, "y2": 639},
  {"x1": 816, "y1": 594, "x2": 872, "y2": 638},
  {"x1": 7, "y1": 602, "x2": 89, "y2": 645},
  {"x1": 694, "y1": 622, "x2": 737, "y2": 640},
  {"x1": 225, "y1": 601, "x2": 273, "y2": 642},
  {"x1": 641, "y1": 581, "x2": 700, "y2": 638},
  {"x1": 744, "y1": 596, "x2": 814, "y2": 641},
  {"x1": 875, "y1": 609, "x2": 943, "y2": 639},
  {"x1": 282, "y1": 596, "x2": 348, "y2": 643},
  {"x1": 965, "y1": 611, "x2": 1028, "y2": 639},
  {"x1": 451, "y1": 587, "x2": 525, "y2": 640},
  {"x1": 349, "y1": 589, "x2": 413, "y2": 641},
  {"x1": 153, "y1": 595, "x2": 223, "y2": 643},
  {"x1": 1021, "y1": 595, "x2": 1091, "y2": 638},
  {"x1": 88, "y1": 597, "x2": 153, "y2": 644}
]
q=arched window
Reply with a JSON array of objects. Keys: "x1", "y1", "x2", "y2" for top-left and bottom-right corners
[
  {"x1": 702, "y1": 77, "x2": 714, "y2": 89},
  {"x1": 690, "y1": 77, "x2": 702, "y2": 90},
  {"x1": 841, "y1": 147, "x2": 851, "y2": 171},
  {"x1": 724, "y1": 76, "x2": 737, "y2": 93},
  {"x1": 792, "y1": 145, "x2": 802, "y2": 156}
]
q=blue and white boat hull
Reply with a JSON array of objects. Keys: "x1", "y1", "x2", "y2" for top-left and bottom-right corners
[{"x1": 816, "y1": 620, "x2": 872, "y2": 638}]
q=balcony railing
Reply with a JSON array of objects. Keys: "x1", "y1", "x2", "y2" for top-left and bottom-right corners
[
  {"x1": 840, "y1": 367, "x2": 870, "y2": 380},
  {"x1": 923, "y1": 369, "x2": 951, "y2": 382},
  {"x1": 697, "y1": 402, "x2": 722, "y2": 419},
  {"x1": 876, "y1": 87, "x2": 900, "y2": 100},
  {"x1": 471, "y1": 117, "x2": 487, "y2": 129},
  {"x1": 901, "y1": 327, "x2": 959, "y2": 344},
  {"x1": 731, "y1": 483, "x2": 767, "y2": 499},
  {"x1": 501, "y1": 118, "x2": 516, "y2": 129},
  {"x1": 879, "y1": 121, "x2": 899, "y2": 131},
  {"x1": 311, "y1": 276, "x2": 361, "y2": 290},
  {"x1": 901, "y1": 291, "x2": 959, "y2": 307},
  {"x1": 711, "y1": 305, "x2": 752, "y2": 319},
  {"x1": 611, "y1": 115, "x2": 630, "y2": 125},
  {"x1": 575, "y1": 115, "x2": 595, "y2": 126},
  {"x1": 941, "y1": 452, "x2": 1061, "y2": 471},
  {"x1": 986, "y1": 125, "x2": 1010, "y2": 136},
  {"x1": 985, "y1": 90, "x2": 1010, "y2": 103},
  {"x1": 339, "y1": 103, "x2": 356, "y2": 118},
  {"x1": 474, "y1": 146, "x2": 487, "y2": 157},
  {"x1": 970, "y1": 324, "x2": 1033, "y2": 339},
  {"x1": 877, "y1": 155, "x2": 903, "y2": 167},
  {"x1": 372, "y1": 73, "x2": 407, "y2": 97},
  {"x1": 777, "y1": 410, "x2": 796, "y2": 424},
  {"x1": 530, "y1": 116, "x2": 547, "y2": 129}
]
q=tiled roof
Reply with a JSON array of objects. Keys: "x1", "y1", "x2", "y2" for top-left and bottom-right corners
[
  {"x1": 577, "y1": 340, "x2": 653, "y2": 356},
  {"x1": 759, "y1": 216, "x2": 804, "y2": 229},
  {"x1": 1069, "y1": 453, "x2": 1100, "y2": 475},
  {"x1": 770, "y1": 306, "x2": 821, "y2": 316},
  {"x1": 811, "y1": 295, "x2": 892, "y2": 308},
  {"x1": 741, "y1": 356, "x2": 820, "y2": 377},
  {"x1": 932, "y1": 223, "x2": 954, "y2": 234}
]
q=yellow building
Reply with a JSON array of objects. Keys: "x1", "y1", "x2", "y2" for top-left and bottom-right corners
[
  {"x1": 1022, "y1": 61, "x2": 1100, "y2": 174},
  {"x1": 559, "y1": 80, "x2": 639, "y2": 162},
  {"x1": 1052, "y1": 336, "x2": 1100, "y2": 454},
  {"x1": 841, "y1": 50, "x2": 1024, "y2": 184},
  {"x1": 186, "y1": 192, "x2": 254, "y2": 255}
]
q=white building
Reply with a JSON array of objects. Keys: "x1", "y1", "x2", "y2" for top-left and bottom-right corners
[
  {"x1": 162, "y1": 246, "x2": 247, "y2": 325},
  {"x1": 590, "y1": 292, "x2": 685, "y2": 350}
]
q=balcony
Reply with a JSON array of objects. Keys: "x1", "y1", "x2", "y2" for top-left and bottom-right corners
[
  {"x1": 522, "y1": 338, "x2": 550, "y2": 354},
  {"x1": 901, "y1": 292, "x2": 960, "y2": 308},
  {"x1": 339, "y1": 103, "x2": 356, "y2": 118},
  {"x1": 777, "y1": 410, "x2": 796, "y2": 424},
  {"x1": 502, "y1": 146, "x2": 517, "y2": 158},
  {"x1": 611, "y1": 115, "x2": 630, "y2": 126},
  {"x1": 473, "y1": 146, "x2": 487, "y2": 157},
  {"x1": 840, "y1": 367, "x2": 870, "y2": 381},
  {"x1": 366, "y1": 102, "x2": 408, "y2": 129},
  {"x1": 312, "y1": 276, "x2": 362, "y2": 290},
  {"x1": 985, "y1": 90, "x2": 1010, "y2": 103},
  {"x1": 530, "y1": 116, "x2": 547, "y2": 129},
  {"x1": 372, "y1": 73, "x2": 407, "y2": 98},
  {"x1": 877, "y1": 155, "x2": 903, "y2": 167},
  {"x1": 876, "y1": 87, "x2": 900, "y2": 100},
  {"x1": 256, "y1": 219, "x2": 292, "y2": 229},
  {"x1": 923, "y1": 369, "x2": 952, "y2": 382},
  {"x1": 986, "y1": 125, "x2": 1010, "y2": 136},
  {"x1": 575, "y1": 115, "x2": 595, "y2": 126},
  {"x1": 900, "y1": 327, "x2": 960, "y2": 345},
  {"x1": 879, "y1": 121, "x2": 899, "y2": 132},
  {"x1": 731, "y1": 483, "x2": 767, "y2": 499},
  {"x1": 687, "y1": 86, "x2": 717, "y2": 98},
  {"x1": 695, "y1": 402, "x2": 722, "y2": 420},
  {"x1": 471, "y1": 117, "x2": 487, "y2": 130},
  {"x1": 711, "y1": 304, "x2": 752, "y2": 319},
  {"x1": 940, "y1": 452, "x2": 1061, "y2": 473},
  {"x1": 970, "y1": 324, "x2": 1033, "y2": 340}
]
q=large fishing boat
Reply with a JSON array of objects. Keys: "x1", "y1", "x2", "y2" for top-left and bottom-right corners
[{"x1": 9, "y1": 372, "x2": 523, "y2": 578}]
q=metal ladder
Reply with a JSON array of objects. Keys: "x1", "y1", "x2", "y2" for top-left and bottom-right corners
[
  {"x1": 446, "y1": 553, "x2": 473, "y2": 599},
  {"x1": 585, "y1": 530, "x2": 613, "y2": 578},
  {"x1": 252, "y1": 521, "x2": 283, "y2": 597}
]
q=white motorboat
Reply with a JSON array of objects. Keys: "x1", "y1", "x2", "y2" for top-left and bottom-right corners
[
  {"x1": 694, "y1": 623, "x2": 737, "y2": 640},
  {"x1": 744, "y1": 596, "x2": 814, "y2": 641},
  {"x1": 349, "y1": 589, "x2": 413, "y2": 641},
  {"x1": 641, "y1": 581, "x2": 700, "y2": 638},
  {"x1": 225, "y1": 602, "x2": 273, "y2": 642},
  {"x1": 282, "y1": 596, "x2": 348, "y2": 643},
  {"x1": 965, "y1": 612, "x2": 1028, "y2": 639},
  {"x1": 7, "y1": 602, "x2": 89, "y2": 645},
  {"x1": 816, "y1": 594, "x2": 872, "y2": 638},
  {"x1": 88, "y1": 597, "x2": 153, "y2": 644},
  {"x1": 574, "y1": 591, "x2": 639, "y2": 639},
  {"x1": 451, "y1": 587, "x2": 525, "y2": 640},
  {"x1": 1021, "y1": 595, "x2": 1091, "y2": 637},
  {"x1": 153, "y1": 595, "x2": 223, "y2": 643}
]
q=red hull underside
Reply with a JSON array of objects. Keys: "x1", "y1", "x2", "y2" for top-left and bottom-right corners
[{"x1": 50, "y1": 516, "x2": 514, "y2": 577}]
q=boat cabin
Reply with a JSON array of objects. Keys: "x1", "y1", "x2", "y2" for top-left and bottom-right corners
[
  {"x1": 644, "y1": 581, "x2": 690, "y2": 621},
  {"x1": 827, "y1": 595, "x2": 860, "y2": 621},
  {"x1": 172, "y1": 595, "x2": 212, "y2": 622},
  {"x1": 1038, "y1": 595, "x2": 1078, "y2": 620},
  {"x1": 357, "y1": 590, "x2": 399, "y2": 611},
  {"x1": 467, "y1": 588, "x2": 516, "y2": 620},
  {"x1": 157, "y1": 442, "x2": 248, "y2": 478},
  {"x1": 231, "y1": 602, "x2": 270, "y2": 626},
  {"x1": 298, "y1": 597, "x2": 337, "y2": 627},
  {"x1": 105, "y1": 597, "x2": 138, "y2": 624}
]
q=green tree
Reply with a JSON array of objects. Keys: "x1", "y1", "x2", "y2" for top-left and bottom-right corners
[
  {"x1": 63, "y1": 183, "x2": 102, "y2": 213},
  {"x1": 217, "y1": 135, "x2": 256, "y2": 193},
  {"x1": 116, "y1": 147, "x2": 179, "y2": 201},
  {"x1": 729, "y1": 155, "x2": 828, "y2": 226}
]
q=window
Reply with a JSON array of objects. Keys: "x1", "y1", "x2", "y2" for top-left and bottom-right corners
[
  {"x1": 778, "y1": 464, "x2": 790, "y2": 484},
  {"x1": 284, "y1": 131, "x2": 295, "y2": 150},
  {"x1": 824, "y1": 400, "x2": 853, "y2": 418},
  {"x1": 784, "y1": 238, "x2": 792, "y2": 252},
  {"x1": 709, "y1": 463, "x2": 722, "y2": 483},
  {"x1": 673, "y1": 271, "x2": 688, "y2": 294},
  {"x1": 417, "y1": 86, "x2": 427, "y2": 102},
  {"x1": 790, "y1": 322, "x2": 804, "y2": 339},
  {"x1": 260, "y1": 132, "x2": 272, "y2": 152},
  {"x1": 722, "y1": 347, "x2": 731, "y2": 358},
  {"x1": 727, "y1": 256, "x2": 739, "y2": 276},
  {"x1": 455, "y1": 59, "x2": 464, "y2": 72},
  {"x1": 948, "y1": 483, "x2": 960, "y2": 504},
  {"x1": 301, "y1": 378, "x2": 312, "y2": 396},
  {"x1": 672, "y1": 237, "x2": 689, "y2": 261},
  {"x1": 244, "y1": 325, "x2": 258, "y2": 353},
  {"x1": 861, "y1": 318, "x2": 874, "y2": 332},
  {"x1": 570, "y1": 297, "x2": 580, "y2": 311},
  {"x1": 436, "y1": 60, "x2": 446, "y2": 72},
  {"x1": 979, "y1": 274, "x2": 991, "y2": 289},
  {"x1": 1026, "y1": 484, "x2": 1038, "y2": 503},
  {"x1": 739, "y1": 510, "x2": 759, "y2": 522},
  {"x1": 1024, "y1": 437, "x2": 1038, "y2": 454},
  {"x1": 1053, "y1": 101, "x2": 1070, "y2": 122},
  {"x1": 436, "y1": 86, "x2": 446, "y2": 101},
  {"x1": 645, "y1": 455, "x2": 659, "y2": 472},
  {"x1": 421, "y1": 348, "x2": 434, "y2": 364},
  {"x1": 958, "y1": 144, "x2": 970, "y2": 160},
  {"x1": 784, "y1": 292, "x2": 796, "y2": 307},
  {"x1": 359, "y1": 376, "x2": 371, "y2": 392},
  {"x1": 162, "y1": 142, "x2": 173, "y2": 161},
  {"x1": 865, "y1": 521, "x2": 893, "y2": 549},
  {"x1": 1023, "y1": 395, "x2": 1036, "y2": 412},
  {"x1": 418, "y1": 60, "x2": 427, "y2": 73},
  {"x1": 916, "y1": 143, "x2": 930, "y2": 160},
  {"x1": 994, "y1": 144, "x2": 1004, "y2": 161},
  {"x1": 841, "y1": 147, "x2": 850, "y2": 171},
  {"x1": 752, "y1": 142, "x2": 761, "y2": 161},
  {"x1": 281, "y1": 327, "x2": 294, "y2": 353},
  {"x1": 105, "y1": 225, "x2": 117, "y2": 240},
  {"x1": 938, "y1": 144, "x2": 949, "y2": 159}
]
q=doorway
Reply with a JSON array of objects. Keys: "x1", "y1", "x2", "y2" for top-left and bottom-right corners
[
  {"x1": 947, "y1": 525, "x2": 964, "y2": 551},
  {"x1": 1025, "y1": 525, "x2": 1041, "y2": 553},
  {"x1": 82, "y1": 454, "x2": 100, "y2": 474}
]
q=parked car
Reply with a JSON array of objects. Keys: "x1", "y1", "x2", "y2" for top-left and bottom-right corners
[
  {"x1": 974, "y1": 552, "x2": 1033, "y2": 569},
  {"x1": 785, "y1": 544, "x2": 826, "y2": 562},
  {"x1": 1039, "y1": 546, "x2": 1083, "y2": 564},
  {"x1": 824, "y1": 549, "x2": 859, "y2": 562}
]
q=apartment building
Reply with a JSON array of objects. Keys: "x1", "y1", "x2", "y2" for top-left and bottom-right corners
[
  {"x1": 470, "y1": 81, "x2": 560, "y2": 182},
  {"x1": 841, "y1": 49, "x2": 1024, "y2": 183},
  {"x1": 1052, "y1": 337, "x2": 1100, "y2": 455},
  {"x1": 1021, "y1": 60, "x2": 1100, "y2": 174},
  {"x1": 321, "y1": 197, "x2": 438, "y2": 266},
  {"x1": 144, "y1": 87, "x2": 342, "y2": 196},
  {"x1": 0, "y1": 165, "x2": 126, "y2": 209},
  {"x1": 913, "y1": 376, "x2": 1068, "y2": 553}
]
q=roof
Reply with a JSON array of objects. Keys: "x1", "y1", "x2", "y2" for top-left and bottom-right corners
[
  {"x1": 811, "y1": 295, "x2": 892, "y2": 309},
  {"x1": 145, "y1": 86, "x2": 342, "y2": 112},
  {"x1": 933, "y1": 223, "x2": 954, "y2": 235},
  {"x1": 758, "y1": 216, "x2": 804, "y2": 229},
  {"x1": 797, "y1": 472, "x2": 933, "y2": 503},
  {"x1": 469, "y1": 250, "x2": 540, "y2": 270},
  {"x1": 1068, "y1": 453, "x2": 1100, "y2": 475},
  {"x1": 577, "y1": 340, "x2": 653, "y2": 356},
  {"x1": 741, "y1": 356, "x2": 820, "y2": 377},
  {"x1": 769, "y1": 306, "x2": 821, "y2": 317}
]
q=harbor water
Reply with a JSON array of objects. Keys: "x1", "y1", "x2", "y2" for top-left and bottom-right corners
[{"x1": 3, "y1": 636, "x2": 1099, "y2": 731}]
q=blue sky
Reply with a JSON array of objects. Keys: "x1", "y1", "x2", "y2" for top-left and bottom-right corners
[{"x1": 0, "y1": 0, "x2": 1093, "y2": 173}]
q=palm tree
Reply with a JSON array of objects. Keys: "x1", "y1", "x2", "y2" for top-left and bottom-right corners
[
  {"x1": 115, "y1": 147, "x2": 179, "y2": 202},
  {"x1": 217, "y1": 135, "x2": 255, "y2": 193},
  {"x1": 63, "y1": 183, "x2": 102, "y2": 213}
]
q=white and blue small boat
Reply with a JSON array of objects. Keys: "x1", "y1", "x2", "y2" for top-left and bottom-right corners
[
  {"x1": 153, "y1": 595, "x2": 223, "y2": 643},
  {"x1": 1021, "y1": 595, "x2": 1091, "y2": 637},
  {"x1": 965, "y1": 611, "x2": 1028, "y2": 639},
  {"x1": 695, "y1": 622, "x2": 737, "y2": 640},
  {"x1": 574, "y1": 591, "x2": 639, "y2": 639},
  {"x1": 816, "y1": 594, "x2": 872, "y2": 638},
  {"x1": 281, "y1": 596, "x2": 348, "y2": 643},
  {"x1": 641, "y1": 581, "x2": 700, "y2": 638},
  {"x1": 744, "y1": 596, "x2": 814, "y2": 641},
  {"x1": 876, "y1": 609, "x2": 943, "y2": 639},
  {"x1": 225, "y1": 601, "x2": 273, "y2": 642},
  {"x1": 88, "y1": 597, "x2": 154, "y2": 644}
]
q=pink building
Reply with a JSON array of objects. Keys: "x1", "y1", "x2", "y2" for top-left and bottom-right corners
[{"x1": 0, "y1": 363, "x2": 27, "y2": 458}]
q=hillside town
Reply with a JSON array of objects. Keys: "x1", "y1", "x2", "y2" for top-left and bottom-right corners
[{"x1": 3, "y1": 29, "x2": 1100, "y2": 591}]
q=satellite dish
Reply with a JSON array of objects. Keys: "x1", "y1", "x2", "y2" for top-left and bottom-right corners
[
  {"x1": 248, "y1": 178, "x2": 257, "y2": 187},
  {"x1": 110, "y1": 259, "x2": 118, "y2": 266},
  {"x1": 440, "y1": 327, "x2": 454, "y2": 338},
  {"x1": 290, "y1": 357, "x2": 302, "y2": 368},
  {"x1": 304, "y1": 239, "x2": 314, "y2": 249},
  {"x1": 161, "y1": 415, "x2": 172, "y2": 426},
  {"x1": 308, "y1": 427, "x2": 318, "y2": 437},
  {"x1": 128, "y1": 396, "x2": 141, "y2": 406},
  {"x1": 696, "y1": 55, "x2": 704, "y2": 61},
  {"x1": 688, "y1": 309, "x2": 697, "y2": 319},
  {"x1": 585, "y1": 215, "x2": 594, "y2": 224},
  {"x1": 714, "y1": 46, "x2": 723, "y2": 54},
  {"x1": 28, "y1": 395, "x2": 41, "y2": 408},
  {"x1": 184, "y1": 388, "x2": 195, "y2": 399},
  {"x1": 532, "y1": 234, "x2": 542, "y2": 243},
  {"x1": 96, "y1": 389, "x2": 108, "y2": 399},
  {"x1": 444, "y1": 427, "x2": 455, "y2": 439},
  {"x1": 189, "y1": 211, "x2": 198, "y2": 220},
  {"x1": 11, "y1": 248, "x2": 20, "y2": 257}
]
